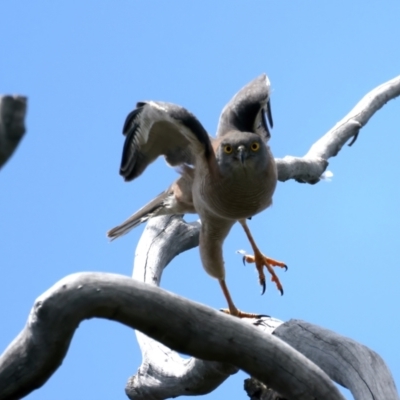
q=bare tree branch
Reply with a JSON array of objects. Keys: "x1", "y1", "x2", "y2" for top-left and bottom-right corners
[
  {"x1": 274, "y1": 319, "x2": 399, "y2": 400},
  {"x1": 128, "y1": 216, "x2": 241, "y2": 399},
  {"x1": 243, "y1": 318, "x2": 400, "y2": 400},
  {"x1": 127, "y1": 216, "x2": 400, "y2": 400},
  {"x1": 244, "y1": 377, "x2": 287, "y2": 400},
  {"x1": 127, "y1": 215, "x2": 285, "y2": 399},
  {"x1": 0, "y1": 272, "x2": 345, "y2": 400},
  {"x1": 0, "y1": 95, "x2": 27, "y2": 170},
  {"x1": 275, "y1": 74, "x2": 400, "y2": 183},
  {"x1": 1, "y1": 75, "x2": 399, "y2": 400}
]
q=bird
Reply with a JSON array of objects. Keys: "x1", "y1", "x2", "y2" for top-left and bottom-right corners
[{"x1": 108, "y1": 74, "x2": 286, "y2": 317}]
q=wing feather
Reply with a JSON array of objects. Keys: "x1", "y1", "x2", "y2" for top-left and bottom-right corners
[
  {"x1": 119, "y1": 101, "x2": 213, "y2": 181},
  {"x1": 216, "y1": 74, "x2": 273, "y2": 141}
]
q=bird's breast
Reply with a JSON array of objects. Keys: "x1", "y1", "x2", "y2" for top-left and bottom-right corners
[{"x1": 195, "y1": 161, "x2": 277, "y2": 221}]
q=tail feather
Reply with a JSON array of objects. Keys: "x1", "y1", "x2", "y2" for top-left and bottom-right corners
[{"x1": 107, "y1": 190, "x2": 170, "y2": 240}]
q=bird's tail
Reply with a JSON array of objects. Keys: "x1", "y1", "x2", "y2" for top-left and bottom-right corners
[{"x1": 107, "y1": 190, "x2": 170, "y2": 240}]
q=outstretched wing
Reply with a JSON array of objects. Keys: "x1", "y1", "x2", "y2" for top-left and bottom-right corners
[
  {"x1": 216, "y1": 74, "x2": 273, "y2": 141},
  {"x1": 119, "y1": 101, "x2": 213, "y2": 181}
]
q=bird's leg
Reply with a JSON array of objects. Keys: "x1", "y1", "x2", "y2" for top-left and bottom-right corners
[
  {"x1": 199, "y1": 219, "x2": 266, "y2": 318},
  {"x1": 219, "y1": 279, "x2": 264, "y2": 318},
  {"x1": 239, "y1": 219, "x2": 287, "y2": 295}
]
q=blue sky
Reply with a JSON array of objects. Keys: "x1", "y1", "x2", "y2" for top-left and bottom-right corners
[{"x1": 1, "y1": 2, "x2": 399, "y2": 399}]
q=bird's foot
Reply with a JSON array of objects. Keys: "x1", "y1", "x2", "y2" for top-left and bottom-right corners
[
  {"x1": 220, "y1": 308, "x2": 270, "y2": 319},
  {"x1": 218, "y1": 279, "x2": 267, "y2": 319},
  {"x1": 237, "y1": 250, "x2": 287, "y2": 295}
]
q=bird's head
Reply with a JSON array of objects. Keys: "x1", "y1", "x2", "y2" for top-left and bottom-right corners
[{"x1": 216, "y1": 131, "x2": 270, "y2": 175}]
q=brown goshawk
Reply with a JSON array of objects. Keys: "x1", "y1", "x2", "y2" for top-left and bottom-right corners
[{"x1": 108, "y1": 74, "x2": 286, "y2": 317}]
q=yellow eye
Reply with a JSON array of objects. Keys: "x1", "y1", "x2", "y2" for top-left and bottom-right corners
[
  {"x1": 223, "y1": 144, "x2": 233, "y2": 154},
  {"x1": 251, "y1": 142, "x2": 260, "y2": 151}
]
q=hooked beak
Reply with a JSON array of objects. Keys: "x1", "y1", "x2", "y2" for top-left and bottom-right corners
[{"x1": 237, "y1": 145, "x2": 246, "y2": 164}]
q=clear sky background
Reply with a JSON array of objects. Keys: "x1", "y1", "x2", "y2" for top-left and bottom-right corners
[{"x1": 1, "y1": 2, "x2": 399, "y2": 399}]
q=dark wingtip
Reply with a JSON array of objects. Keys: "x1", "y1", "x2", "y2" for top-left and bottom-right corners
[
  {"x1": 122, "y1": 107, "x2": 141, "y2": 136},
  {"x1": 217, "y1": 74, "x2": 273, "y2": 139},
  {"x1": 119, "y1": 129, "x2": 138, "y2": 180},
  {"x1": 266, "y1": 99, "x2": 273, "y2": 128},
  {"x1": 261, "y1": 109, "x2": 271, "y2": 139},
  {"x1": 169, "y1": 107, "x2": 213, "y2": 161},
  {"x1": 120, "y1": 122, "x2": 141, "y2": 180},
  {"x1": 119, "y1": 103, "x2": 149, "y2": 181}
]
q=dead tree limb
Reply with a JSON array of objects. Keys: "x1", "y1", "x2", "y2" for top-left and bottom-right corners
[
  {"x1": 0, "y1": 95, "x2": 27, "y2": 169},
  {"x1": 274, "y1": 319, "x2": 399, "y2": 400},
  {"x1": 128, "y1": 215, "x2": 284, "y2": 399},
  {"x1": 275, "y1": 74, "x2": 400, "y2": 183},
  {"x1": 0, "y1": 272, "x2": 345, "y2": 400},
  {"x1": 127, "y1": 215, "x2": 399, "y2": 400},
  {"x1": 1, "y1": 76, "x2": 399, "y2": 400},
  {"x1": 244, "y1": 376, "x2": 287, "y2": 400},
  {"x1": 243, "y1": 318, "x2": 400, "y2": 400},
  {"x1": 128, "y1": 216, "x2": 241, "y2": 399}
]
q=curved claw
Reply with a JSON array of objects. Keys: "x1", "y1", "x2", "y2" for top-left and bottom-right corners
[
  {"x1": 279, "y1": 288, "x2": 284, "y2": 296},
  {"x1": 242, "y1": 256, "x2": 246, "y2": 266},
  {"x1": 283, "y1": 264, "x2": 288, "y2": 272},
  {"x1": 253, "y1": 314, "x2": 271, "y2": 324},
  {"x1": 260, "y1": 281, "x2": 266, "y2": 295}
]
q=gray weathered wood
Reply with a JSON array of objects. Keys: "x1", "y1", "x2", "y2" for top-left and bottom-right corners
[
  {"x1": 244, "y1": 377, "x2": 287, "y2": 400},
  {"x1": 129, "y1": 215, "x2": 240, "y2": 399},
  {"x1": 0, "y1": 272, "x2": 345, "y2": 400},
  {"x1": 1, "y1": 75, "x2": 399, "y2": 400},
  {"x1": 128, "y1": 214, "x2": 400, "y2": 400},
  {"x1": 127, "y1": 215, "x2": 285, "y2": 400},
  {"x1": 0, "y1": 95, "x2": 27, "y2": 169},
  {"x1": 274, "y1": 319, "x2": 399, "y2": 400},
  {"x1": 275, "y1": 74, "x2": 400, "y2": 183},
  {"x1": 244, "y1": 318, "x2": 400, "y2": 400}
]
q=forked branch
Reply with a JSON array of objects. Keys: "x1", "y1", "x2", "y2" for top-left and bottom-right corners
[{"x1": 275, "y1": 74, "x2": 400, "y2": 183}]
